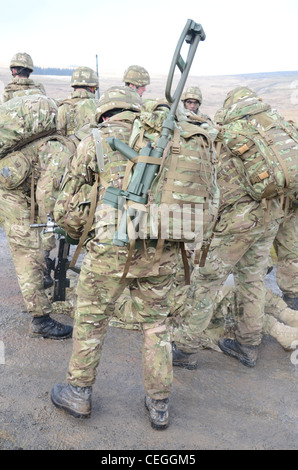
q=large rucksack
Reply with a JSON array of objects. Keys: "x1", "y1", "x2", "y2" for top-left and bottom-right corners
[
  {"x1": 0, "y1": 94, "x2": 57, "y2": 158},
  {"x1": 220, "y1": 88, "x2": 298, "y2": 202},
  {"x1": 120, "y1": 100, "x2": 220, "y2": 271}
]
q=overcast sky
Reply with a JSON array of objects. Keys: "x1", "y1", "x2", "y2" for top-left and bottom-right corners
[{"x1": 0, "y1": 0, "x2": 297, "y2": 77}]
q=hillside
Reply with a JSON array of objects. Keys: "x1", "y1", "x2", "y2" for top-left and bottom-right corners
[{"x1": 1, "y1": 68, "x2": 297, "y2": 121}]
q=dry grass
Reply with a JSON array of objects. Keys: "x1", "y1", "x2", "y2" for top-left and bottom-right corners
[{"x1": 1, "y1": 67, "x2": 297, "y2": 121}]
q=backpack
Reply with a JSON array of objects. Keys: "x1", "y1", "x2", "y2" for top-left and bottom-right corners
[
  {"x1": 57, "y1": 93, "x2": 100, "y2": 139},
  {"x1": 120, "y1": 100, "x2": 220, "y2": 271},
  {"x1": 221, "y1": 93, "x2": 298, "y2": 202},
  {"x1": 0, "y1": 94, "x2": 57, "y2": 158}
]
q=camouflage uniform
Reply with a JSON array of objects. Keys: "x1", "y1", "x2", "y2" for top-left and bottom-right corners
[
  {"x1": 172, "y1": 87, "x2": 288, "y2": 352},
  {"x1": 0, "y1": 77, "x2": 46, "y2": 104},
  {"x1": 123, "y1": 65, "x2": 150, "y2": 97},
  {"x1": 0, "y1": 52, "x2": 46, "y2": 104},
  {"x1": 274, "y1": 205, "x2": 298, "y2": 299},
  {"x1": 0, "y1": 135, "x2": 74, "y2": 318},
  {"x1": 53, "y1": 87, "x2": 180, "y2": 399},
  {"x1": 57, "y1": 66, "x2": 100, "y2": 140},
  {"x1": 57, "y1": 88, "x2": 99, "y2": 137}
]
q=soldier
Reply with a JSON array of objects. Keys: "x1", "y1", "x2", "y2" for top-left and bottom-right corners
[
  {"x1": 181, "y1": 86, "x2": 202, "y2": 115},
  {"x1": 0, "y1": 95, "x2": 75, "y2": 339},
  {"x1": 0, "y1": 52, "x2": 46, "y2": 104},
  {"x1": 274, "y1": 201, "x2": 298, "y2": 311},
  {"x1": 171, "y1": 87, "x2": 290, "y2": 368},
  {"x1": 57, "y1": 66, "x2": 100, "y2": 141},
  {"x1": 50, "y1": 87, "x2": 181, "y2": 429},
  {"x1": 113, "y1": 263, "x2": 298, "y2": 355},
  {"x1": 123, "y1": 65, "x2": 150, "y2": 97}
]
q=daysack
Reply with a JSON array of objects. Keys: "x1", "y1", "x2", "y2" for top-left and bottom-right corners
[
  {"x1": 221, "y1": 91, "x2": 298, "y2": 202},
  {"x1": 57, "y1": 93, "x2": 100, "y2": 139},
  {"x1": 125, "y1": 100, "x2": 220, "y2": 264},
  {"x1": 0, "y1": 94, "x2": 57, "y2": 158}
]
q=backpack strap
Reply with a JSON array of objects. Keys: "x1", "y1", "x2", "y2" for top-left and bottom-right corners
[
  {"x1": 69, "y1": 173, "x2": 99, "y2": 268},
  {"x1": 92, "y1": 128, "x2": 105, "y2": 173}
]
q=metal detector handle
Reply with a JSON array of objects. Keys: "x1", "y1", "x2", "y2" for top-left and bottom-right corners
[{"x1": 165, "y1": 19, "x2": 206, "y2": 114}]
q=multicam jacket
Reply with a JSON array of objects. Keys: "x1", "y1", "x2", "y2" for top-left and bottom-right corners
[
  {"x1": 57, "y1": 89, "x2": 100, "y2": 138},
  {"x1": 0, "y1": 77, "x2": 46, "y2": 104}
]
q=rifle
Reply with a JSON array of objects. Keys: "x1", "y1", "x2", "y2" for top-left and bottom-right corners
[
  {"x1": 102, "y1": 19, "x2": 206, "y2": 246},
  {"x1": 30, "y1": 215, "x2": 80, "y2": 302}
]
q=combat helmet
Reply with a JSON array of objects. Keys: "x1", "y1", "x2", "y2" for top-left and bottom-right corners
[
  {"x1": 95, "y1": 86, "x2": 142, "y2": 122},
  {"x1": 71, "y1": 66, "x2": 99, "y2": 88},
  {"x1": 223, "y1": 86, "x2": 258, "y2": 109},
  {"x1": 123, "y1": 65, "x2": 150, "y2": 87},
  {"x1": 181, "y1": 86, "x2": 203, "y2": 105},
  {"x1": 10, "y1": 52, "x2": 34, "y2": 72}
]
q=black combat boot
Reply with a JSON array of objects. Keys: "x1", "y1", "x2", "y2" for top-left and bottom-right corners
[
  {"x1": 172, "y1": 342, "x2": 198, "y2": 370},
  {"x1": 283, "y1": 295, "x2": 298, "y2": 311},
  {"x1": 44, "y1": 256, "x2": 54, "y2": 289},
  {"x1": 51, "y1": 383, "x2": 92, "y2": 419},
  {"x1": 145, "y1": 395, "x2": 169, "y2": 430},
  {"x1": 218, "y1": 338, "x2": 258, "y2": 367},
  {"x1": 30, "y1": 315, "x2": 73, "y2": 340}
]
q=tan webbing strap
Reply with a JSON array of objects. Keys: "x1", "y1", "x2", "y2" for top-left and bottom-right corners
[
  {"x1": 30, "y1": 166, "x2": 35, "y2": 224},
  {"x1": 69, "y1": 174, "x2": 99, "y2": 268},
  {"x1": 198, "y1": 217, "x2": 219, "y2": 267},
  {"x1": 92, "y1": 128, "x2": 105, "y2": 173},
  {"x1": 119, "y1": 208, "x2": 136, "y2": 283},
  {"x1": 180, "y1": 242, "x2": 191, "y2": 285},
  {"x1": 151, "y1": 235, "x2": 165, "y2": 276},
  {"x1": 122, "y1": 160, "x2": 135, "y2": 191}
]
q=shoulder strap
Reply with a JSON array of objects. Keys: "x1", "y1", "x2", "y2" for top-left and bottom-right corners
[{"x1": 92, "y1": 128, "x2": 105, "y2": 173}]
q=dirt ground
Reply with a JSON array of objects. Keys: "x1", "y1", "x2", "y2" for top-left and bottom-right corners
[
  {"x1": 0, "y1": 225, "x2": 297, "y2": 451},
  {"x1": 0, "y1": 68, "x2": 298, "y2": 451}
]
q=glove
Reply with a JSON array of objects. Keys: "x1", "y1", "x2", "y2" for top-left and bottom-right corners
[{"x1": 54, "y1": 228, "x2": 79, "y2": 245}]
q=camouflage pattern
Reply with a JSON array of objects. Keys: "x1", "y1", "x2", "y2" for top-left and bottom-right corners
[
  {"x1": 67, "y1": 259, "x2": 174, "y2": 398},
  {"x1": 274, "y1": 205, "x2": 298, "y2": 297},
  {"x1": 0, "y1": 94, "x2": 57, "y2": 157},
  {"x1": 123, "y1": 65, "x2": 150, "y2": 86},
  {"x1": 0, "y1": 78, "x2": 46, "y2": 104},
  {"x1": 57, "y1": 89, "x2": 100, "y2": 138},
  {"x1": 54, "y1": 89, "x2": 180, "y2": 398},
  {"x1": 0, "y1": 135, "x2": 74, "y2": 315},
  {"x1": 95, "y1": 86, "x2": 141, "y2": 123},
  {"x1": 172, "y1": 191, "x2": 284, "y2": 352},
  {"x1": 181, "y1": 86, "x2": 203, "y2": 105},
  {"x1": 0, "y1": 183, "x2": 53, "y2": 317},
  {"x1": 127, "y1": 99, "x2": 220, "y2": 245},
  {"x1": 178, "y1": 285, "x2": 298, "y2": 351},
  {"x1": 220, "y1": 87, "x2": 298, "y2": 200},
  {"x1": 70, "y1": 67, "x2": 99, "y2": 88},
  {"x1": 10, "y1": 52, "x2": 34, "y2": 71}
]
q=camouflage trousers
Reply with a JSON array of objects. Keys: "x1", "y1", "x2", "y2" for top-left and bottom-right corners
[
  {"x1": 0, "y1": 187, "x2": 52, "y2": 317},
  {"x1": 67, "y1": 251, "x2": 175, "y2": 400},
  {"x1": 172, "y1": 215, "x2": 282, "y2": 351},
  {"x1": 274, "y1": 207, "x2": 298, "y2": 297}
]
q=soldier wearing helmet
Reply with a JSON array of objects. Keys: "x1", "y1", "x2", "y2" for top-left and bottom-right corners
[
  {"x1": 57, "y1": 66, "x2": 100, "y2": 140},
  {"x1": 181, "y1": 86, "x2": 202, "y2": 115},
  {"x1": 51, "y1": 85, "x2": 180, "y2": 430},
  {"x1": 1, "y1": 52, "x2": 46, "y2": 103},
  {"x1": 123, "y1": 65, "x2": 150, "y2": 97},
  {"x1": 179, "y1": 85, "x2": 219, "y2": 142}
]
